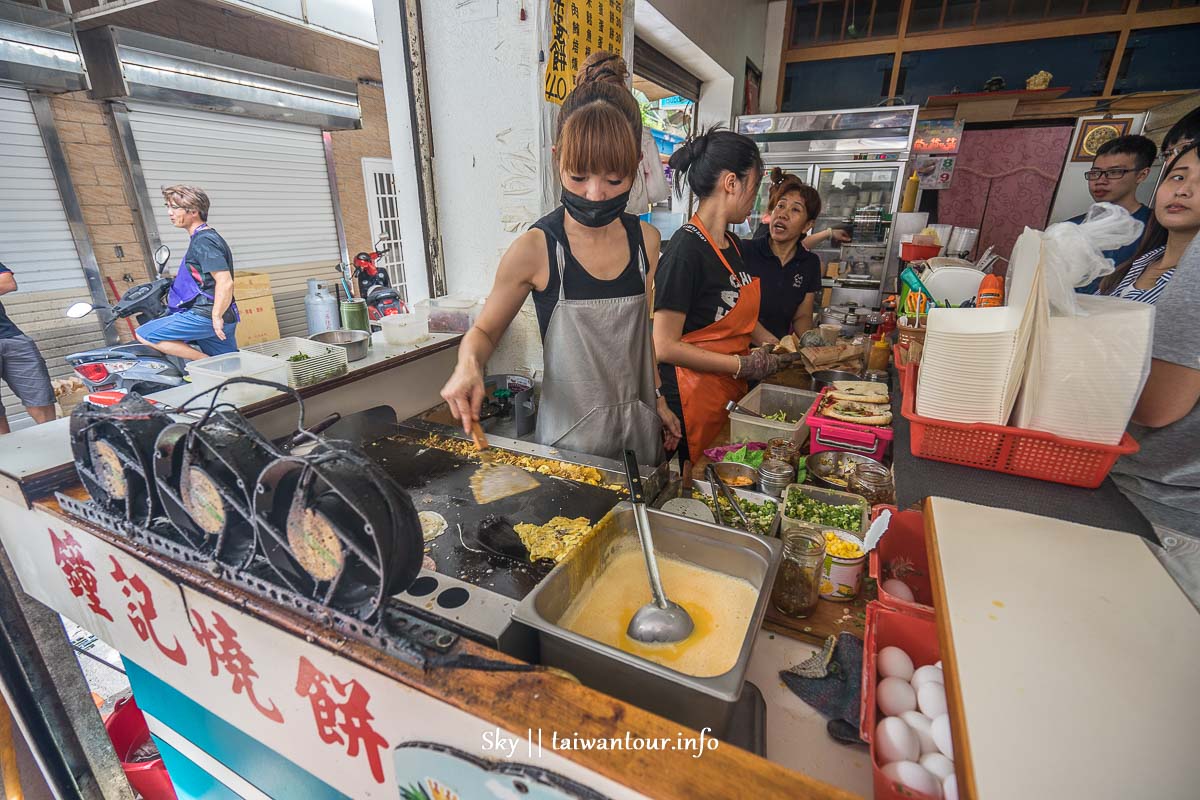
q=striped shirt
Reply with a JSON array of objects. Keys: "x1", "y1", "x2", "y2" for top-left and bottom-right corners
[{"x1": 1107, "y1": 246, "x2": 1175, "y2": 305}]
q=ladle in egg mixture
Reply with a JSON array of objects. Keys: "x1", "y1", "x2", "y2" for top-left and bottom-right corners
[{"x1": 622, "y1": 450, "x2": 695, "y2": 645}]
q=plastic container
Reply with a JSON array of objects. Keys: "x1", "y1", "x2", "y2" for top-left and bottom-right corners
[
  {"x1": 379, "y1": 310, "x2": 430, "y2": 346},
  {"x1": 428, "y1": 295, "x2": 479, "y2": 333},
  {"x1": 105, "y1": 696, "x2": 178, "y2": 800},
  {"x1": 728, "y1": 383, "x2": 818, "y2": 447},
  {"x1": 781, "y1": 483, "x2": 870, "y2": 535},
  {"x1": 244, "y1": 337, "x2": 349, "y2": 389},
  {"x1": 819, "y1": 529, "x2": 866, "y2": 602},
  {"x1": 869, "y1": 506, "x2": 935, "y2": 619},
  {"x1": 900, "y1": 241, "x2": 943, "y2": 262},
  {"x1": 805, "y1": 388, "x2": 895, "y2": 462},
  {"x1": 900, "y1": 362, "x2": 1139, "y2": 489},
  {"x1": 860, "y1": 603, "x2": 944, "y2": 800},
  {"x1": 185, "y1": 351, "x2": 288, "y2": 404}
]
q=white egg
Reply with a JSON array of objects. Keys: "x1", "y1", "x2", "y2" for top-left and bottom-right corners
[
  {"x1": 920, "y1": 752, "x2": 955, "y2": 781},
  {"x1": 882, "y1": 578, "x2": 916, "y2": 601},
  {"x1": 932, "y1": 713, "x2": 954, "y2": 759},
  {"x1": 911, "y1": 664, "x2": 945, "y2": 691},
  {"x1": 918, "y1": 680, "x2": 948, "y2": 717},
  {"x1": 943, "y1": 773, "x2": 959, "y2": 800},
  {"x1": 901, "y1": 711, "x2": 937, "y2": 755},
  {"x1": 878, "y1": 676, "x2": 918, "y2": 716},
  {"x1": 878, "y1": 645, "x2": 915, "y2": 680},
  {"x1": 876, "y1": 717, "x2": 920, "y2": 764},
  {"x1": 881, "y1": 761, "x2": 943, "y2": 798}
]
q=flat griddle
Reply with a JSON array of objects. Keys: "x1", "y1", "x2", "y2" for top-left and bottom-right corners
[{"x1": 363, "y1": 433, "x2": 624, "y2": 601}]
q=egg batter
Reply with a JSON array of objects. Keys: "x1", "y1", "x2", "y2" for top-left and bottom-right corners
[{"x1": 559, "y1": 548, "x2": 758, "y2": 678}]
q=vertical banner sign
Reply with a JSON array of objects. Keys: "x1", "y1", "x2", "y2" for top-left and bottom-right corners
[{"x1": 545, "y1": 0, "x2": 625, "y2": 104}]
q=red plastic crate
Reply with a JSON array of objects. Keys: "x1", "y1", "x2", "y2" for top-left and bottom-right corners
[
  {"x1": 869, "y1": 506, "x2": 935, "y2": 620},
  {"x1": 105, "y1": 696, "x2": 178, "y2": 800},
  {"x1": 900, "y1": 361, "x2": 1138, "y2": 489},
  {"x1": 861, "y1": 603, "x2": 943, "y2": 800},
  {"x1": 805, "y1": 388, "x2": 894, "y2": 462}
]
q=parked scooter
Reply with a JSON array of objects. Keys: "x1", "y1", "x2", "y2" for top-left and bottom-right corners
[
  {"x1": 350, "y1": 237, "x2": 407, "y2": 320},
  {"x1": 64, "y1": 245, "x2": 189, "y2": 394}
]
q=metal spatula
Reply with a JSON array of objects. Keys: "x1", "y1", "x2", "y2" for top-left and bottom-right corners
[
  {"x1": 468, "y1": 421, "x2": 540, "y2": 505},
  {"x1": 660, "y1": 459, "x2": 715, "y2": 522}
]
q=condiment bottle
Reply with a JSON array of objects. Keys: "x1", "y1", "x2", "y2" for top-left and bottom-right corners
[
  {"x1": 868, "y1": 338, "x2": 890, "y2": 371},
  {"x1": 766, "y1": 437, "x2": 799, "y2": 468},
  {"x1": 849, "y1": 462, "x2": 895, "y2": 506},
  {"x1": 771, "y1": 529, "x2": 825, "y2": 618}
]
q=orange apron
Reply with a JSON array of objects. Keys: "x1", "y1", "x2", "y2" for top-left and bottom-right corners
[{"x1": 674, "y1": 215, "x2": 762, "y2": 460}]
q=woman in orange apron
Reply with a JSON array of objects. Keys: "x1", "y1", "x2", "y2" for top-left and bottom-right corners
[{"x1": 652, "y1": 127, "x2": 784, "y2": 463}]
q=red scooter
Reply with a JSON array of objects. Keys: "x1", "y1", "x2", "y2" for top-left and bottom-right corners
[{"x1": 352, "y1": 238, "x2": 407, "y2": 321}]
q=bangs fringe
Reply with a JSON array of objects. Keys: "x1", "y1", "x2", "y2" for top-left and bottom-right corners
[{"x1": 557, "y1": 102, "x2": 639, "y2": 178}]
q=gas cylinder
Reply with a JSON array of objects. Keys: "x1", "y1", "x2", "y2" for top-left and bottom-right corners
[{"x1": 305, "y1": 279, "x2": 339, "y2": 335}]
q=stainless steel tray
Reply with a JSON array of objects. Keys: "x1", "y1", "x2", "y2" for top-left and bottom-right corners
[
  {"x1": 513, "y1": 504, "x2": 781, "y2": 735},
  {"x1": 667, "y1": 481, "x2": 782, "y2": 539}
]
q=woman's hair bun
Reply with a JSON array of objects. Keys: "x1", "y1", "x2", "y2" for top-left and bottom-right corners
[
  {"x1": 770, "y1": 166, "x2": 785, "y2": 185},
  {"x1": 668, "y1": 133, "x2": 709, "y2": 172},
  {"x1": 575, "y1": 51, "x2": 628, "y2": 88}
]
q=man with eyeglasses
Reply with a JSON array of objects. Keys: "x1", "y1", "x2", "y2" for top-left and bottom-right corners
[
  {"x1": 135, "y1": 185, "x2": 238, "y2": 360},
  {"x1": 1070, "y1": 134, "x2": 1157, "y2": 294}
]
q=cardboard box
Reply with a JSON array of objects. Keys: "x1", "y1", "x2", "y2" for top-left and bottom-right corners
[
  {"x1": 235, "y1": 293, "x2": 281, "y2": 346},
  {"x1": 234, "y1": 271, "x2": 272, "y2": 299}
]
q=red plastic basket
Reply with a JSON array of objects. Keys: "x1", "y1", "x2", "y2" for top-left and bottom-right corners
[
  {"x1": 105, "y1": 696, "x2": 178, "y2": 800},
  {"x1": 805, "y1": 388, "x2": 895, "y2": 462},
  {"x1": 901, "y1": 241, "x2": 943, "y2": 262},
  {"x1": 869, "y1": 506, "x2": 935, "y2": 620},
  {"x1": 861, "y1": 603, "x2": 944, "y2": 800},
  {"x1": 900, "y1": 362, "x2": 1138, "y2": 489}
]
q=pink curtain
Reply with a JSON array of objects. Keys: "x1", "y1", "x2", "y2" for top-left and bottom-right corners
[{"x1": 939, "y1": 126, "x2": 1073, "y2": 264}]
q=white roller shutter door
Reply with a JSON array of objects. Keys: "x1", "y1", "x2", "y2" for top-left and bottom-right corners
[
  {"x1": 125, "y1": 103, "x2": 342, "y2": 338},
  {"x1": 0, "y1": 83, "x2": 106, "y2": 428}
]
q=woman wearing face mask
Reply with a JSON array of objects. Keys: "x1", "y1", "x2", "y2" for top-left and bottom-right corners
[
  {"x1": 440, "y1": 79, "x2": 680, "y2": 464},
  {"x1": 652, "y1": 127, "x2": 776, "y2": 464},
  {"x1": 742, "y1": 169, "x2": 824, "y2": 341}
]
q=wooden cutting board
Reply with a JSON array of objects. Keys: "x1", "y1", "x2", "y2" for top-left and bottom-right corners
[{"x1": 763, "y1": 586, "x2": 870, "y2": 644}]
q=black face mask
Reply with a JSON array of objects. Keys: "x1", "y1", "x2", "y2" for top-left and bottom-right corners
[{"x1": 561, "y1": 186, "x2": 629, "y2": 228}]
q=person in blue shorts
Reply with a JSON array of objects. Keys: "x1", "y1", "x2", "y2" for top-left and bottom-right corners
[{"x1": 136, "y1": 185, "x2": 238, "y2": 360}]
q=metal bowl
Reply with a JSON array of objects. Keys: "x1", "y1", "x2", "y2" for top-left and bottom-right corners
[
  {"x1": 809, "y1": 369, "x2": 862, "y2": 392},
  {"x1": 807, "y1": 450, "x2": 886, "y2": 492},
  {"x1": 309, "y1": 329, "x2": 369, "y2": 362},
  {"x1": 711, "y1": 461, "x2": 758, "y2": 491}
]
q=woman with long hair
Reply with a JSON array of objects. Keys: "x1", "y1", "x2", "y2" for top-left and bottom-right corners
[
  {"x1": 1100, "y1": 144, "x2": 1200, "y2": 304},
  {"x1": 439, "y1": 66, "x2": 680, "y2": 464},
  {"x1": 652, "y1": 126, "x2": 778, "y2": 463}
]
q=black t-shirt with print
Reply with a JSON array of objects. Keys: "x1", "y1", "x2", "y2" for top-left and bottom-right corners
[
  {"x1": 654, "y1": 224, "x2": 752, "y2": 335},
  {"x1": 184, "y1": 228, "x2": 237, "y2": 324},
  {"x1": 653, "y1": 224, "x2": 753, "y2": 447}
]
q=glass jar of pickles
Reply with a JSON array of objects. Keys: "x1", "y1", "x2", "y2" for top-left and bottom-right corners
[
  {"x1": 849, "y1": 462, "x2": 895, "y2": 506},
  {"x1": 770, "y1": 529, "x2": 825, "y2": 618}
]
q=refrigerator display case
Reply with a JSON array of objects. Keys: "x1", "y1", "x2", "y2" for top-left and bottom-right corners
[{"x1": 736, "y1": 106, "x2": 920, "y2": 309}]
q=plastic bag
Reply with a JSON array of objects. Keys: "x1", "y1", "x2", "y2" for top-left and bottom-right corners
[{"x1": 1041, "y1": 203, "x2": 1144, "y2": 317}]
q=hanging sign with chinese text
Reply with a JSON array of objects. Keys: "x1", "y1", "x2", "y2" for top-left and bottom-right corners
[{"x1": 545, "y1": 0, "x2": 625, "y2": 104}]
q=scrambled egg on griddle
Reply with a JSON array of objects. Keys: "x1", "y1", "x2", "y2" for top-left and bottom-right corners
[
  {"x1": 419, "y1": 434, "x2": 624, "y2": 492},
  {"x1": 513, "y1": 516, "x2": 594, "y2": 563}
]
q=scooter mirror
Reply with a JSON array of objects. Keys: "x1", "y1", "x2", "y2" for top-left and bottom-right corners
[
  {"x1": 66, "y1": 302, "x2": 94, "y2": 319},
  {"x1": 154, "y1": 245, "x2": 171, "y2": 270}
]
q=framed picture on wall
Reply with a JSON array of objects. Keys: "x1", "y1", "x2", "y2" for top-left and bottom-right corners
[
  {"x1": 1071, "y1": 118, "x2": 1134, "y2": 162},
  {"x1": 744, "y1": 59, "x2": 762, "y2": 116}
]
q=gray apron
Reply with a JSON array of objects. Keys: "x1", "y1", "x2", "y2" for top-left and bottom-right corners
[{"x1": 535, "y1": 239, "x2": 665, "y2": 465}]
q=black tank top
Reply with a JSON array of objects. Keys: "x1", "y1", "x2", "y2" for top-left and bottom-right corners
[{"x1": 530, "y1": 207, "x2": 647, "y2": 339}]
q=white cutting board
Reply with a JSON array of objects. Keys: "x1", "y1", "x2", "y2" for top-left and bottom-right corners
[{"x1": 926, "y1": 497, "x2": 1200, "y2": 800}]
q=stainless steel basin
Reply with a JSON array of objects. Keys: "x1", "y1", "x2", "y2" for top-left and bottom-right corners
[{"x1": 513, "y1": 503, "x2": 781, "y2": 735}]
